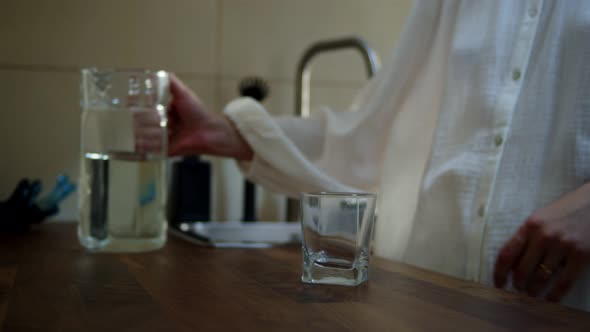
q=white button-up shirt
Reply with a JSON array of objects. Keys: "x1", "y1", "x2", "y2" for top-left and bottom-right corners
[{"x1": 225, "y1": 0, "x2": 590, "y2": 311}]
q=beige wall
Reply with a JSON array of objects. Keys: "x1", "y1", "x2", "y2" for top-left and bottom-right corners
[{"x1": 0, "y1": 0, "x2": 413, "y2": 221}]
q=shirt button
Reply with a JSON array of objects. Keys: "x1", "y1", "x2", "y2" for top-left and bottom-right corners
[
  {"x1": 512, "y1": 69, "x2": 522, "y2": 81},
  {"x1": 528, "y1": 6, "x2": 538, "y2": 18},
  {"x1": 478, "y1": 204, "x2": 486, "y2": 217},
  {"x1": 494, "y1": 135, "x2": 504, "y2": 147}
]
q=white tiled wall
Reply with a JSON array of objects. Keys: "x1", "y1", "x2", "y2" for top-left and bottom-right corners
[
  {"x1": 0, "y1": 0, "x2": 218, "y2": 73},
  {"x1": 0, "y1": 0, "x2": 413, "y2": 221},
  {"x1": 0, "y1": 70, "x2": 80, "y2": 219},
  {"x1": 220, "y1": 0, "x2": 413, "y2": 82}
]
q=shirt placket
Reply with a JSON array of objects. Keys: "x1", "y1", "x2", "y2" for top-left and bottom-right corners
[{"x1": 466, "y1": 0, "x2": 544, "y2": 281}]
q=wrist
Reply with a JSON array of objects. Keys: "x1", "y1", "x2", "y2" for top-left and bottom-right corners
[{"x1": 204, "y1": 112, "x2": 253, "y2": 161}]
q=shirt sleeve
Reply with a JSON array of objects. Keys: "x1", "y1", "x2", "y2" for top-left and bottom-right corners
[{"x1": 223, "y1": 0, "x2": 445, "y2": 198}]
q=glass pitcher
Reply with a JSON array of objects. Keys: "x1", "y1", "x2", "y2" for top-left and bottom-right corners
[{"x1": 79, "y1": 68, "x2": 169, "y2": 252}]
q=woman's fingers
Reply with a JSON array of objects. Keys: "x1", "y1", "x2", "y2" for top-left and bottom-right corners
[
  {"x1": 134, "y1": 126, "x2": 165, "y2": 153},
  {"x1": 546, "y1": 254, "x2": 585, "y2": 302},
  {"x1": 494, "y1": 225, "x2": 528, "y2": 288},
  {"x1": 135, "y1": 136, "x2": 164, "y2": 153},
  {"x1": 526, "y1": 246, "x2": 566, "y2": 296},
  {"x1": 133, "y1": 109, "x2": 163, "y2": 127},
  {"x1": 511, "y1": 225, "x2": 547, "y2": 291}
]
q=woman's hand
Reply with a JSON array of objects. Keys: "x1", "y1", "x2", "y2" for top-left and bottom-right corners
[
  {"x1": 167, "y1": 74, "x2": 253, "y2": 159},
  {"x1": 133, "y1": 74, "x2": 253, "y2": 160},
  {"x1": 493, "y1": 183, "x2": 590, "y2": 302}
]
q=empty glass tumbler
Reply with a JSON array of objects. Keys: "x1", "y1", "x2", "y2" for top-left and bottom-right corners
[
  {"x1": 300, "y1": 192, "x2": 377, "y2": 286},
  {"x1": 79, "y1": 68, "x2": 169, "y2": 252}
]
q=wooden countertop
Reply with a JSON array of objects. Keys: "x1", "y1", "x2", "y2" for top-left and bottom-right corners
[{"x1": 1, "y1": 224, "x2": 590, "y2": 331}]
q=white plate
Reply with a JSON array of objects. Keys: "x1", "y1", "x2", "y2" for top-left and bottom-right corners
[{"x1": 169, "y1": 221, "x2": 301, "y2": 248}]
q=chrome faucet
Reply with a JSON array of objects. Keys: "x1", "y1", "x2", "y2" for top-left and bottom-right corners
[
  {"x1": 287, "y1": 37, "x2": 381, "y2": 221},
  {"x1": 296, "y1": 37, "x2": 380, "y2": 118}
]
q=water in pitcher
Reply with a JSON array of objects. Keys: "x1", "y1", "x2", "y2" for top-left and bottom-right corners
[
  {"x1": 79, "y1": 152, "x2": 167, "y2": 251},
  {"x1": 78, "y1": 104, "x2": 167, "y2": 252},
  {"x1": 79, "y1": 69, "x2": 170, "y2": 252}
]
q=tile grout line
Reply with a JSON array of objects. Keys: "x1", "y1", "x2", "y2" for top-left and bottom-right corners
[
  {"x1": 216, "y1": 75, "x2": 367, "y2": 90},
  {"x1": 214, "y1": 0, "x2": 224, "y2": 112},
  {"x1": 0, "y1": 63, "x2": 83, "y2": 73},
  {"x1": 0, "y1": 63, "x2": 217, "y2": 80},
  {"x1": 210, "y1": 0, "x2": 225, "y2": 221},
  {"x1": 0, "y1": 64, "x2": 368, "y2": 88},
  {"x1": 234, "y1": 76, "x2": 366, "y2": 88}
]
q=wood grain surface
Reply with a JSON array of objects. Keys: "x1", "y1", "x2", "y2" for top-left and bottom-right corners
[{"x1": 1, "y1": 223, "x2": 589, "y2": 331}]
